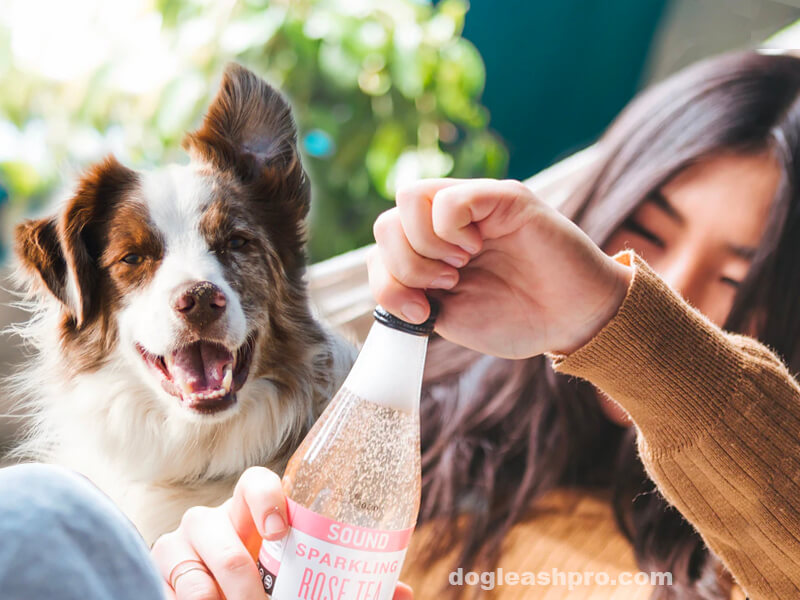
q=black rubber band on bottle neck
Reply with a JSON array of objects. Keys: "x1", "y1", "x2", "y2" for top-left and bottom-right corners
[{"x1": 373, "y1": 302, "x2": 438, "y2": 336}]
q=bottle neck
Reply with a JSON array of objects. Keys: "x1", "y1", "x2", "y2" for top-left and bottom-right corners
[{"x1": 341, "y1": 320, "x2": 429, "y2": 414}]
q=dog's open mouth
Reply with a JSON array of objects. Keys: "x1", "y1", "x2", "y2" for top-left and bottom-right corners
[{"x1": 136, "y1": 334, "x2": 257, "y2": 414}]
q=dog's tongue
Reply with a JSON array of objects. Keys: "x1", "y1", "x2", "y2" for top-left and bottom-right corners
[{"x1": 167, "y1": 341, "x2": 234, "y2": 396}]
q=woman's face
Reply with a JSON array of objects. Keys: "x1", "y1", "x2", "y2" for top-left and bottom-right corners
[{"x1": 599, "y1": 151, "x2": 781, "y2": 425}]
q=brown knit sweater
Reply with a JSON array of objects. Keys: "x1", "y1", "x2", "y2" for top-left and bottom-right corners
[{"x1": 402, "y1": 251, "x2": 799, "y2": 599}]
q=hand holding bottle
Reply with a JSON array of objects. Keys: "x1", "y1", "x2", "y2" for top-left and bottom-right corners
[
  {"x1": 368, "y1": 178, "x2": 632, "y2": 357},
  {"x1": 151, "y1": 467, "x2": 414, "y2": 600}
]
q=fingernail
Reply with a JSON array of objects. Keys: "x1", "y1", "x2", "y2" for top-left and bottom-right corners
[
  {"x1": 430, "y1": 273, "x2": 457, "y2": 289},
  {"x1": 264, "y1": 508, "x2": 287, "y2": 539},
  {"x1": 402, "y1": 302, "x2": 427, "y2": 323},
  {"x1": 459, "y1": 244, "x2": 478, "y2": 255},
  {"x1": 442, "y1": 256, "x2": 466, "y2": 268}
]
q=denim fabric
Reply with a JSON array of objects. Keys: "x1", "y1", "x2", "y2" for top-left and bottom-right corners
[{"x1": 0, "y1": 463, "x2": 165, "y2": 600}]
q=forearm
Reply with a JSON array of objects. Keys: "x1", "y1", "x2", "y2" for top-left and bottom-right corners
[{"x1": 550, "y1": 251, "x2": 800, "y2": 599}]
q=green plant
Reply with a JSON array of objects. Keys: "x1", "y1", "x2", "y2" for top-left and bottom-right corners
[{"x1": 0, "y1": 0, "x2": 507, "y2": 261}]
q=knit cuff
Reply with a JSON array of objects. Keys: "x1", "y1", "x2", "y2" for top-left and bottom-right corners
[{"x1": 549, "y1": 250, "x2": 743, "y2": 452}]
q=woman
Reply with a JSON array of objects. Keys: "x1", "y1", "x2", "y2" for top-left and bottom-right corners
[{"x1": 383, "y1": 50, "x2": 800, "y2": 599}]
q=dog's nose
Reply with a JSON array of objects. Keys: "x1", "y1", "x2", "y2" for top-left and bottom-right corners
[{"x1": 172, "y1": 281, "x2": 227, "y2": 327}]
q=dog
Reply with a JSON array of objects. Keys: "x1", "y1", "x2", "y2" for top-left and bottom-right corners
[{"x1": 8, "y1": 63, "x2": 355, "y2": 544}]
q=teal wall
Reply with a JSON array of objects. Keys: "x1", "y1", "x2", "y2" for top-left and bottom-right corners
[{"x1": 461, "y1": 0, "x2": 669, "y2": 179}]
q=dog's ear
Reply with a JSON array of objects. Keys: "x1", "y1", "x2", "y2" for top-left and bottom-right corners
[
  {"x1": 14, "y1": 156, "x2": 138, "y2": 327},
  {"x1": 182, "y1": 63, "x2": 307, "y2": 200},
  {"x1": 14, "y1": 216, "x2": 70, "y2": 309}
]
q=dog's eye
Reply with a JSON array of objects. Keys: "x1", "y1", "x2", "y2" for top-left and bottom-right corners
[
  {"x1": 121, "y1": 254, "x2": 144, "y2": 265},
  {"x1": 227, "y1": 236, "x2": 248, "y2": 250}
]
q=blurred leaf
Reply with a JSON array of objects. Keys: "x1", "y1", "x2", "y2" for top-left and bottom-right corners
[
  {"x1": 0, "y1": 0, "x2": 507, "y2": 262},
  {"x1": 366, "y1": 122, "x2": 407, "y2": 198},
  {"x1": 0, "y1": 161, "x2": 45, "y2": 201}
]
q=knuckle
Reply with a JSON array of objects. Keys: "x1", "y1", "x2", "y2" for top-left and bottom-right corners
[
  {"x1": 218, "y1": 548, "x2": 254, "y2": 575},
  {"x1": 505, "y1": 178, "x2": 535, "y2": 201},
  {"x1": 511, "y1": 179, "x2": 528, "y2": 194},
  {"x1": 431, "y1": 186, "x2": 450, "y2": 206},
  {"x1": 394, "y1": 184, "x2": 413, "y2": 207},
  {"x1": 431, "y1": 216, "x2": 448, "y2": 238},
  {"x1": 430, "y1": 193, "x2": 454, "y2": 228},
  {"x1": 372, "y1": 210, "x2": 396, "y2": 242},
  {"x1": 151, "y1": 531, "x2": 175, "y2": 557},
  {"x1": 395, "y1": 180, "x2": 424, "y2": 204},
  {"x1": 181, "y1": 506, "x2": 211, "y2": 529}
]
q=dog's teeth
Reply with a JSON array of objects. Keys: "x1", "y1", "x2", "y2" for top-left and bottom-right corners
[
  {"x1": 222, "y1": 364, "x2": 233, "y2": 392},
  {"x1": 183, "y1": 386, "x2": 230, "y2": 406}
]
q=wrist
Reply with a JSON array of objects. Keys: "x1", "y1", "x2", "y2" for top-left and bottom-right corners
[{"x1": 555, "y1": 254, "x2": 633, "y2": 355}]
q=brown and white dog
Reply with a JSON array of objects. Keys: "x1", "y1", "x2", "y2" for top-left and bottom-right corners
[{"x1": 8, "y1": 64, "x2": 354, "y2": 544}]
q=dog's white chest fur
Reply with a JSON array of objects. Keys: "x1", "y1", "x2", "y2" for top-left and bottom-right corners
[{"x1": 17, "y1": 333, "x2": 353, "y2": 545}]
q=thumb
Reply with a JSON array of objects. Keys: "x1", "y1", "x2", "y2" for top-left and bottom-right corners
[
  {"x1": 393, "y1": 581, "x2": 414, "y2": 600},
  {"x1": 226, "y1": 467, "x2": 288, "y2": 558}
]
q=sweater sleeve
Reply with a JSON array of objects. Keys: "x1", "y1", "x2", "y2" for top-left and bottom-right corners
[{"x1": 549, "y1": 250, "x2": 800, "y2": 600}]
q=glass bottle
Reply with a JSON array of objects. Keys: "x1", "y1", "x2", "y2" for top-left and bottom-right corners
[{"x1": 258, "y1": 305, "x2": 435, "y2": 600}]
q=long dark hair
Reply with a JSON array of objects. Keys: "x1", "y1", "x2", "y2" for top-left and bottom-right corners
[{"x1": 414, "y1": 51, "x2": 800, "y2": 599}]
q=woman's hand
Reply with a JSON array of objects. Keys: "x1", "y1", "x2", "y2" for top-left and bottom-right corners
[
  {"x1": 151, "y1": 467, "x2": 414, "y2": 600},
  {"x1": 151, "y1": 467, "x2": 288, "y2": 599},
  {"x1": 368, "y1": 178, "x2": 632, "y2": 358}
]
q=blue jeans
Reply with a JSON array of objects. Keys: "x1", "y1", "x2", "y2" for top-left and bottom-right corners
[{"x1": 0, "y1": 463, "x2": 165, "y2": 599}]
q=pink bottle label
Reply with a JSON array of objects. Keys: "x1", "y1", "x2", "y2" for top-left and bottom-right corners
[{"x1": 259, "y1": 498, "x2": 414, "y2": 599}]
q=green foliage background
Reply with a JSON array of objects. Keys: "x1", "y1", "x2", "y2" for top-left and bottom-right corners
[{"x1": 0, "y1": 0, "x2": 507, "y2": 262}]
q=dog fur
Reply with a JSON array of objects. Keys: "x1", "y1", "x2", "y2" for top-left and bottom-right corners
[{"x1": 8, "y1": 64, "x2": 355, "y2": 544}]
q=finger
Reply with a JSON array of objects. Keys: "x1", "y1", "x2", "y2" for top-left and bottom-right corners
[
  {"x1": 396, "y1": 177, "x2": 472, "y2": 200},
  {"x1": 227, "y1": 466, "x2": 289, "y2": 558},
  {"x1": 162, "y1": 581, "x2": 177, "y2": 600},
  {"x1": 395, "y1": 182, "x2": 472, "y2": 266},
  {"x1": 151, "y1": 530, "x2": 222, "y2": 600},
  {"x1": 373, "y1": 210, "x2": 460, "y2": 290},
  {"x1": 367, "y1": 247, "x2": 430, "y2": 323},
  {"x1": 431, "y1": 179, "x2": 537, "y2": 250},
  {"x1": 394, "y1": 581, "x2": 414, "y2": 600},
  {"x1": 184, "y1": 506, "x2": 265, "y2": 600}
]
